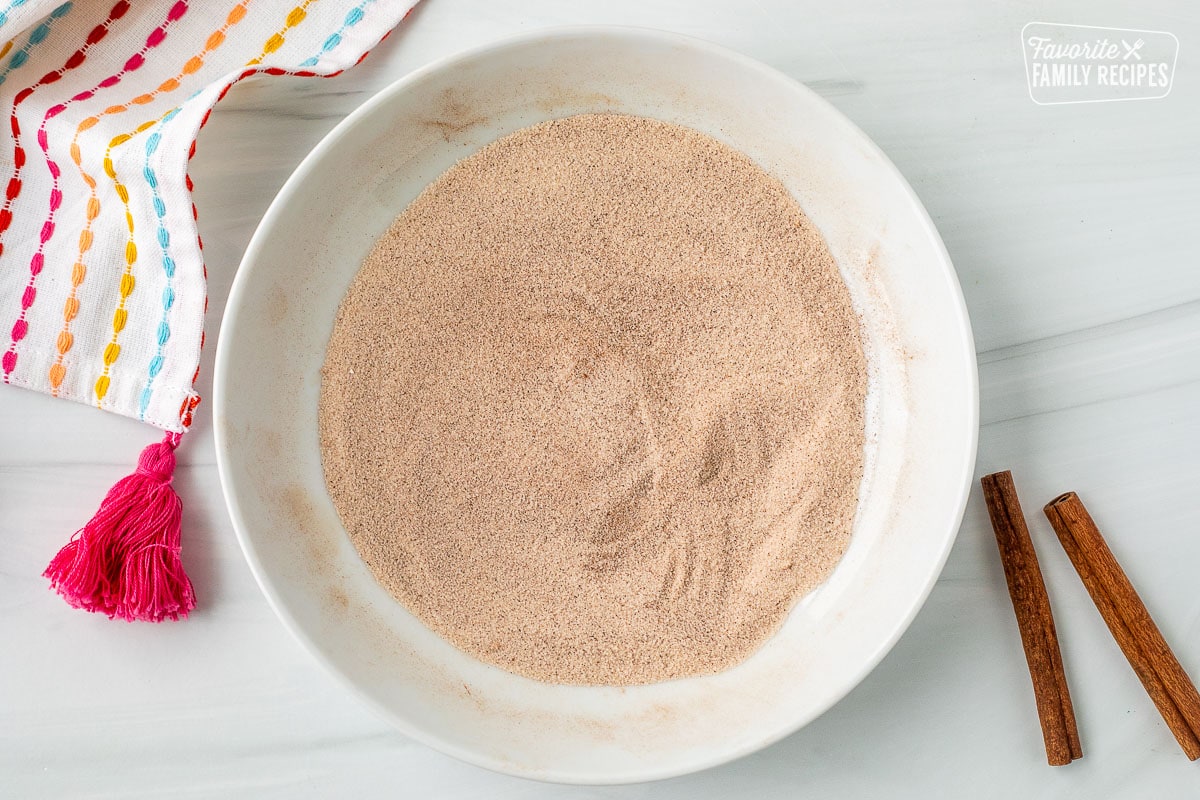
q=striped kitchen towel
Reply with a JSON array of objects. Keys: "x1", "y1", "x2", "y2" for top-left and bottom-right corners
[{"x1": 0, "y1": 0, "x2": 419, "y2": 621}]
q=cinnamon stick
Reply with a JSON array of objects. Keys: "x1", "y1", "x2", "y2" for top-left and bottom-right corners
[
  {"x1": 981, "y1": 471, "x2": 1082, "y2": 765},
  {"x1": 1044, "y1": 492, "x2": 1200, "y2": 760}
]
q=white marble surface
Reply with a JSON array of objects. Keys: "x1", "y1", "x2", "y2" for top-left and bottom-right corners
[{"x1": 3, "y1": 0, "x2": 1198, "y2": 796}]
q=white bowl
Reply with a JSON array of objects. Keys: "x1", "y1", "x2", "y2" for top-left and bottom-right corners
[{"x1": 214, "y1": 27, "x2": 978, "y2": 784}]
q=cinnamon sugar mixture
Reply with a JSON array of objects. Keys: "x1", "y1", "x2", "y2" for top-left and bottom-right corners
[{"x1": 319, "y1": 114, "x2": 866, "y2": 685}]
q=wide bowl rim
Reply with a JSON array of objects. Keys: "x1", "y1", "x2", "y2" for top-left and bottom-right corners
[{"x1": 214, "y1": 24, "x2": 980, "y2": 785}]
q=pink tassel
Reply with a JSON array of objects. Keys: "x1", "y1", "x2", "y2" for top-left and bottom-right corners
[{"x1": 44, "y1": 432, "x2": 195, "y2": 622}]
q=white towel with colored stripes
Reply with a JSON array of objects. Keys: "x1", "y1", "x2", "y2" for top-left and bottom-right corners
[{"x1": 0, "y1": 0, "x2": 417, "y2": 431}]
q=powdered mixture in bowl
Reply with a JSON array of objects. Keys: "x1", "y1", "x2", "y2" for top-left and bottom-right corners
[{"x1": 318, "y1": 113, "x2": 866, "y2": 685}]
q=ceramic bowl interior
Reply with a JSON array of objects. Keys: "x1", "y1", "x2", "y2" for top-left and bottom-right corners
[{"x1": 214, "y1": 27, "x2": 978, "y2": 784}]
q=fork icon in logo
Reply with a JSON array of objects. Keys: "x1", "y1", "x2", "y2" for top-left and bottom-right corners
[{"x1": 1122, "y1": 38, "x2": 1145, "y2": 60}]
